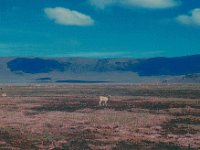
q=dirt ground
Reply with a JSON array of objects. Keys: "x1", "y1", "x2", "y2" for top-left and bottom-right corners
[{"x1": 0, "y1": 84, "x2": 200, "y2": 150}]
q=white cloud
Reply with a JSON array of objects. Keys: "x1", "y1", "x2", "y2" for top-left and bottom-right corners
[
  {"x1": 44, "y1": 7, "x2": 94, "y2": 26},
  {"x1": 89, "y1": 0, "x2": 179, "y2": 9},
  {"x1": 176, "y1": 8, "x2": 200, "y2": 26}
]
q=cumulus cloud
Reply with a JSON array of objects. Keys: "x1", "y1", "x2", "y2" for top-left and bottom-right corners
[
  {"x1": 44, "y1": 7, "x2": 94, "y2": 26},
  {"x1": 176, "y1": 8, "x2": 200, "y2": 26},
  {"x1": 89, "y1": 0, "x2": 179, "y2": 9}
]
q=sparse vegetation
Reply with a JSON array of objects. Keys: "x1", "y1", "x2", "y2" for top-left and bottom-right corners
[{"x1": 0, "y1": 84, "x2": 199, "y2": 149}]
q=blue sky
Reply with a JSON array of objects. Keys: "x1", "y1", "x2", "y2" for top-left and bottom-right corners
[{"x1": 0, "y1": 0, "x2": 200, "y2": 58}]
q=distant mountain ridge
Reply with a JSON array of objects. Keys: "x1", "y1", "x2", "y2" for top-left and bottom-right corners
[
  {"x1": 1, "y1": 55, "x2": 200, "y2": 83},
  {"x1": 6, "y1": 55, "x2": 200, "y2": 76}
]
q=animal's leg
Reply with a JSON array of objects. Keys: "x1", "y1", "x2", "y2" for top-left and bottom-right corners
[{"x1": 99, "y1": 101, "x2": 101, "y2": 106}]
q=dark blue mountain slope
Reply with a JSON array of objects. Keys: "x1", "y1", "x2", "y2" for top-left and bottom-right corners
[
  {"x1": 133, "y1": 55, "x2": 200, "y2": 76},
  {"x1": 7, "y1": 58, "x2": 67, "y2": 74}
]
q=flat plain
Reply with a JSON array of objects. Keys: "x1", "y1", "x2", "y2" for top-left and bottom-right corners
[{"x1": 0, "y1": 84, "x2": 200, "y2": 150}]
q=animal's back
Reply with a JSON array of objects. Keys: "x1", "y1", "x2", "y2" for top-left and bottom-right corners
[
  {"x1": 1, "y1": 93, "x2": 7, "y2": 97},
  {"x1": 100, "y1": 96, "x2": 108, "y2": 101}
]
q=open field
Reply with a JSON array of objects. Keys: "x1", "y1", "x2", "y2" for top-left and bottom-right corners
[{"x1": 0, "y1": 84, "x2": 200, "y2": 150}]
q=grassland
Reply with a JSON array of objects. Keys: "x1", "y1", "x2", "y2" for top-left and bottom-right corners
[{"x1": 0, "y1": 84, "x2": 199, "y2": 149}]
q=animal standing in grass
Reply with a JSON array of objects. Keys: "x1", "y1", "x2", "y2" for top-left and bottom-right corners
[
  {"x1": 0, "y1": 88, "x2": 6, "y2": 97},
  {"x1": 99, "y1": 96, "x2": 110, "y2": 106},
  {"x1": 1, "y1": 93, "x2": 7, "y2": 97}
]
